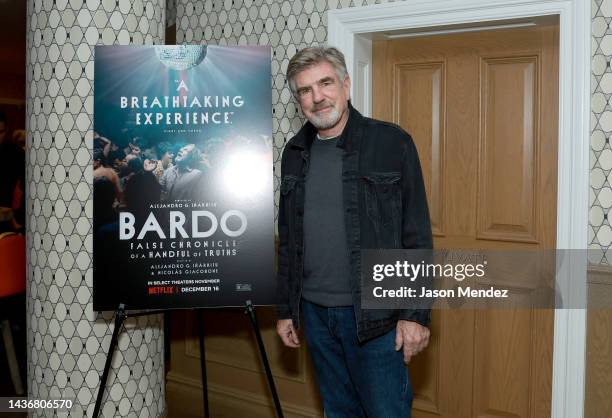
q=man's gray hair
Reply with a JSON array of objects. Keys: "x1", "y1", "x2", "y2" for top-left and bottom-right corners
[{"x1": 286, "y1": 46, "x2": 348, "y2": 94}]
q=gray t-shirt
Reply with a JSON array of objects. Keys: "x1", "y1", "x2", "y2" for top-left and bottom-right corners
[{"x1": 302, "y1": 134, "x2": 353, "y2": 307}]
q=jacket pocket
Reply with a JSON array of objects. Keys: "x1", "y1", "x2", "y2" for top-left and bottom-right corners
[
  {"x1": 362, "y1": 172, "x2": 402, "y2": 247},
  {"x1": 280, "y1": 175, "x2": 299, "y2": 195},
  {"x1": 279, "y1": 175, "x2": 300, "y2": 281},
  {"x1": 280, "y1": 175, "x2": 299, "y2": 225}
]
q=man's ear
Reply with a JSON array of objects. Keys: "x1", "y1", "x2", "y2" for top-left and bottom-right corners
[
  {"x1": 343, "y1": 75, "x2": 351, "y2": 99},
  {"x1": 294, "y1": 99, "x2": 304, "y2": 117}
]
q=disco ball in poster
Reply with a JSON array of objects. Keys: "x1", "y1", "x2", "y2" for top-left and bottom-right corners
[{"x1": 92, "y1": 45, "x2": 274, "y2": 311}]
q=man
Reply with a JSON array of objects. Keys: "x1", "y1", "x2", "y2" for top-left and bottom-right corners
[
  {"x1": 159, "y1": 143, "x2": 205, "y2": 201},
  {"x1": 276, "y1": 47, "x2": 433, "y2": 418},
  {"x1": 93, "y1": 133, "x2": 112, "y2": 160},
  {"x1": 151, "y1": 141, "x2": 175, "y2": 180},
  {"x1": 93, "y1": 148, "x2": 123, "y2": 202},
  {"x1": 124, "y1": 136, "x2": 143, "y2": 158},
  {"x1": 122, "y1": 156, "x2": 161, "y2": 215}
]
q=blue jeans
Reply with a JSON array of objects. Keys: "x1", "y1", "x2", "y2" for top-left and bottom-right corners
[{"x1": 302, "y1": 300, "x2": 412, "y2": 418}]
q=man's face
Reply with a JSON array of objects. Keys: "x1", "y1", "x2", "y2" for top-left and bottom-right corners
[
  {"x1": 162, "y1": 151, "x2": 174, "y2": 165},
  {"x1": 114, "y1": 158, "x2": 127, "y2": 170},
  {"x1": 293, "y1": 60, "x2": 350, "y2": 131},
  {"x1": 0, "y1": 122, "x2": 7, "y2": 143},
  {"x1": 175, "y1": 144, "x2": 195, "y2": 165},
  {"x1": 129, "y1": 144, "x2": 141, "y2": 156}
]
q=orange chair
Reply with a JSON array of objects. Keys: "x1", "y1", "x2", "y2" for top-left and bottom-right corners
[{"x1": 0, "y1": 232, "x2": 26, "y2": 395}]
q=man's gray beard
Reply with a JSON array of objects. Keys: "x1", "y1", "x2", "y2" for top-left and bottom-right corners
[{"x1": 308, "y1": 106, "x2": 342, "y2": 130}]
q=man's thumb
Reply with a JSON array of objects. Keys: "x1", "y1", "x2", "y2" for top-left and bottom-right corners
[
  {"x1": 290, "y1": 328, "x2": 299, "y2": 344},
  {"x1": 395, "y1": 331, "x2": 402, "y2": 351}
]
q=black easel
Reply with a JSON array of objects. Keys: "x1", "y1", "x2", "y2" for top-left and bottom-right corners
[
  {"x1": 244, "y1": 300, "x2": 284, "y2": 418},
  {"x1": 94, "y1": 302, "x2": 284, "y2": 418},
  {"x1": 93, "y1": 303, "x2": 127, "y2": 418},
  {"x1": 197, "y1": 311, "x2": 210, "y2": 418}
]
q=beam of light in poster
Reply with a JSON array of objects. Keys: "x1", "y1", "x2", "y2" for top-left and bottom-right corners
[{"x1": 92, "y1": 45, "x2": 274, "y2": 310}]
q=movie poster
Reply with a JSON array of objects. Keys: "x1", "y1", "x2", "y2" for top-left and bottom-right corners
[{"x1": 92, "y1": 46, "x2": 274, "y2": 311}]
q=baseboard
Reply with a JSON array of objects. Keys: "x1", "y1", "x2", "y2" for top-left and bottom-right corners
[{"x1": 166, "y1": 371, "x2": 322, "y2": 418}]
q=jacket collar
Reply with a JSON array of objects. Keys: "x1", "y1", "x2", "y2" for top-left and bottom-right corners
[{"x1": 290, "y1": 101, "x2": 363, "y2": 151}]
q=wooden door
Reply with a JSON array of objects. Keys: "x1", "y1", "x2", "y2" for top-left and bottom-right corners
[{"x1": 373, "y1": 20, "x2": 559, "y2": 418}]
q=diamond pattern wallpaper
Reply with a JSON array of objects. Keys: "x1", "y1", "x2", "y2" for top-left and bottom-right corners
[
  {"x1": 26, "y1": 0, "x2": 166, "y2": 416},
  {"x1": 167, "y1": 0, "x2": 176, "y2": 27},
  {"x1": 592, "y1": 0, "x2": 612, "y2": 262}
]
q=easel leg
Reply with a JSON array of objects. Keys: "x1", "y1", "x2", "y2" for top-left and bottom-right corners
[
  {"x1": 244, "y1": 300, "x2": 285, "y2": 418},
  {"x1": 197, "y1": 310, "x2": 210, "y2": 418},
  {"x1": 93, "y1": 304, "x2": 127, "y2": 418}
]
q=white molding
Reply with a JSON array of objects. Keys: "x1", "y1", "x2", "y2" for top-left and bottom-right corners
[
  {"x1": 328, "y1": 1, "x2": 590, "y2": 418},
  {"x1": 352, "y1": 35, "x2": 372, "y2": 115}
]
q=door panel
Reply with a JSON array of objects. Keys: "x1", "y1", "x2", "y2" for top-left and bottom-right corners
[
  {"x1": 479, "y1": 56, "x2": 539, "y2": 242},
  {"x1": 395, "y1": 62, "x2": 446, "y2": 236},
  {"x1": 373, "y1": 20, "x2": 559, "y2": 418}
]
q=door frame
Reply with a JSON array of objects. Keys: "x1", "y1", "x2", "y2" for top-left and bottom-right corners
[{"x1": 328, "y1": 1, "x2": 590, "y2": 418}]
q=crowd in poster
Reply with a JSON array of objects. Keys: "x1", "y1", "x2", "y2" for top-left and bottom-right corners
[{"x1": 92, "y1": 45, "x2": 274, "y2": 311}]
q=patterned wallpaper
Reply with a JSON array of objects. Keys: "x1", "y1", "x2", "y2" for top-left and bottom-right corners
[
  {"x1": 591, "y1": 0, "x2": 612, "y2": 262},
  {"x1": 167, "y1": 0, "x2": 177, "y2": 27},
  {"x1": 25, "y1": 0, "x2": 166, "y2": 416}
]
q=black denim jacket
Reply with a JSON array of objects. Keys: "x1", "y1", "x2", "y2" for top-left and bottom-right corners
[{"x1": 276, "y1": 103, "x2": 433, "y2": 342}]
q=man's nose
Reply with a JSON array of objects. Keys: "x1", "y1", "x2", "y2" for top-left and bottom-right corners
[{"x1": 312, "y1": 86, "x2": 324, "y2": 103}]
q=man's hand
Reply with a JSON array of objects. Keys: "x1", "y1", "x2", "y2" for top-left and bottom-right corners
[
  {"x1": 395, "y1": 320, "x2": 430, "y2": 364},
  {"x1": 276, "y1": 319, "x2": 300, "y2": 348}
]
